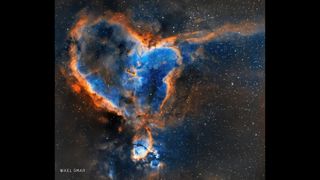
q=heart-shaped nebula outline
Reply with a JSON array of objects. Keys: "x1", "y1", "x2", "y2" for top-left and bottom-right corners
[{"x1": 63, "y1": 11, "x2": 264, "y2": 168}]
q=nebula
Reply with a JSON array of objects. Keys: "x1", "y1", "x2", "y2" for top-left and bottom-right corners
[{"x1": 62, "y1": 11, "x2": 264, "y2": 177}]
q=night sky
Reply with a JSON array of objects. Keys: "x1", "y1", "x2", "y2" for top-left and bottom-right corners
[{"x1": 55, "y1": 0, "x2": 265, "y2": 179}]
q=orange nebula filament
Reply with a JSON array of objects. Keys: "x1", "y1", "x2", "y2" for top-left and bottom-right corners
[{"x1": 65, "y1": 12, "x2": 264, "y2": 164}]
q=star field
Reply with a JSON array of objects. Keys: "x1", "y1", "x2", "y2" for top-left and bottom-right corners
[{"x1": 55, "y1": 0, "x2": 265, "y2": 179}]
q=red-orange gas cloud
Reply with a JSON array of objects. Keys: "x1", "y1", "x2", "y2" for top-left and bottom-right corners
[{"x1": 63, "y1": 12, "x2": 264, "y2": 163}]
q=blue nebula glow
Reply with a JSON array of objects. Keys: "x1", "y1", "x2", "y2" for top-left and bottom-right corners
[
  {"x1": 76, "y1": 20, "x2": 179, "y2": 115},
  {"x1": 134, "y1": 146, "x2": 147, "y2": 156},
  {"x1": 133, "y1": 139, "x2": 149, "y2": 157},
  {"x1": 108, "y1": 166, "x2": 115, "y2": 180},
  {"x1": 133, "y1": 48, "x2": 178, "y2": 112},
  {"x1": 150, "y1": 159, "x2": 160, "y2": 168}
]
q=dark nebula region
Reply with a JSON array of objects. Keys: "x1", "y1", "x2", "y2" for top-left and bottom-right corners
[{"x1": 55, "y1": 0, "x2": 265, "y2": 179}]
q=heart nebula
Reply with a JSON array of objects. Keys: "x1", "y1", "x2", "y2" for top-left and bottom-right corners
[
  {"x1": 67, "y1": 14, "x2": 184, "y2": 168},
  {"x1": 65, "y1": 12, "x2": 263, "y2": 171}
]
